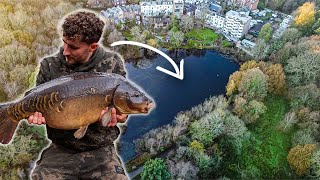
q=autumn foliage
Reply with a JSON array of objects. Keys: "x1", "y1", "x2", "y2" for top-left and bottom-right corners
[
  {"x1": 227, "y1": 60, "x2": 286, "y2": 96},
  {"x1": 294, "y1": 2, "x2": 316, "y2": 27},
  {"x1": 287, "y1": 144, "x2": 317, "y2": 176}
]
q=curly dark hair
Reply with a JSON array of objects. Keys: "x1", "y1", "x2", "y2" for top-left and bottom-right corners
[{"x1": 62, "y1": 11, "x2": 105, "y2": 44}]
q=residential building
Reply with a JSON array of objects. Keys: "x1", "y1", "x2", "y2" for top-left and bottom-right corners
[
  {"x1": 184, "y1": 4, "x2": 196, "y2": 16},
  {"x1": 195, "y1": 5, "x2": 209, "y2": 19},
  {"x1": 113, "y1": 0, "x2": 126, "y2": 6},
  {"x1": 184, "y1": 0, "x2": 205, "y2": 5},
  {"x1": 100, "y1": 5, "x2": 141, "y2": 24},
  {"x1": 209, "y1": 3, "x2": 222, "y2": 13},
  {"x1": 223, "y1": 10, "x2": 251, "y2": 39},
  {"x1": 140, "y1": 0, "x2": 173, "y2": 17},
  {"x1": 206, "y1": 12, "x2": 225, "y2": 29},
  {"x1": 273, "y1": 15, "x2": 293, "y2": 38},
  {"x1": 236, "y1": 0, "x2": 259, "y2": 10},
  {"x1": 173, "y1": 0, "x2": 184, "y2": 18}
]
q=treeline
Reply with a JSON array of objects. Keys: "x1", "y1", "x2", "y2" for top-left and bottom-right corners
[
  {"x1": 135, "y1": 95, "x2": 252, "y2": 179},
  {"x1": 135, "y1": 2, "x2": 320, "y2": 179},
  {"x1": 0, "y1": 0, "x2": 80, "y2": 179},
  {"x1": 0, "y1": 0, "x2": 80, "y2": 101},
  {"x1": 258, "y1": 0, "x2": 319, "y2": 14}
]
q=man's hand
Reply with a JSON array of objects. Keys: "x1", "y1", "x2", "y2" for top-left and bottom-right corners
[
  {"x1": 28, "y1": 112, "x2": 46, "y2": 125},
  {"x1": 99, "y1": 107, "x2": 128, "y2": 127}
]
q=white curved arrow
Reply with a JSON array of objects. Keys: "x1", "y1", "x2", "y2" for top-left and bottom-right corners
[{"x1": 110, "y1": 41, "x2": 184, "y2": 80}]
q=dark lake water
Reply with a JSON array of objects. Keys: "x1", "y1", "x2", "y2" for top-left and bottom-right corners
[{"x1": 118, "y1": 49, "x2": 239, "y2": 162}]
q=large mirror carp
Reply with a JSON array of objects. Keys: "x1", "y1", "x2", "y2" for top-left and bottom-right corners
[{"x1": 0, "y1": 72, "x2": 154, "y2": 144}]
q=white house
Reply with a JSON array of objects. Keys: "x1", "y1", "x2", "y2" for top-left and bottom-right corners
[
  {"x1": 100, "y1": 5, "x2": 141, "y2": 24},
  {"x1": 223, "y1": 10, "x2": 251, "y2": 39},
  {"x1": 206, "y1": 12, "x2": 225, "y2": 29},
  {"x1": 140, "y1": 1, "x2": 173, "y2": 17}
]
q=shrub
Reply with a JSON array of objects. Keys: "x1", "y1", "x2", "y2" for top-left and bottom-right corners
[
  {"x1": 193, "y1": 152, "x2": 222, "y2": 178},
  {"x1": 141, "y1": 158, "x2": 171, "y2": 180},
  {"x1": 189, "y1": 140, "x2": 205, "y2": 153},
  {"x1": 190, "y1": 110, "x2": 225, "y2": 146},
  {"x1": 233, "y1": 97, "x2": 267, "y2": 124}
]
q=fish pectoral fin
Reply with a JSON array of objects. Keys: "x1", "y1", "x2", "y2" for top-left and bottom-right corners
[
  {"x1": 100, "y1": 109, "x2": 112, "y2": 127},
  {"x1": 73, "y1": 125, "x2": 89, "y2": 139}
]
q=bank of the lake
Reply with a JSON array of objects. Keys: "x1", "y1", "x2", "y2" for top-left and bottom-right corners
[{"x1": 118, "y1": 49, "x2": 239, "y2": 162}]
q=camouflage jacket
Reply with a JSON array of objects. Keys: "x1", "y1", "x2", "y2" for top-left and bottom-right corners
[{"x1": 36, "y1": 46, "x2": 126, "y2": 152}]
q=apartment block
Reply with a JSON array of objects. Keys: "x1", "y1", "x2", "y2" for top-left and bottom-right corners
[
  {"x1": 140, "y1": 0, "x2": 173, "y2": 17},
  {"x1": 223, "y1": 10, "x2": 251, "y2": 39}
]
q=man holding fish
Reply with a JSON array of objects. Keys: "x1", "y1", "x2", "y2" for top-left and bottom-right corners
[{"x1": 27, "y1": 10, "x2": 130, "y2": 179}]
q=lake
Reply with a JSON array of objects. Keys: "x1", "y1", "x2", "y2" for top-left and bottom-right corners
[{"x1": 118, "y1": 49, "x2": 239, "y2": 162}]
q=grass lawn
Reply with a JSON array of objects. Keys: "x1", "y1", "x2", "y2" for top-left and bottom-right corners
[
  {"x1": 225, "y1": 95, "x2": 296, "y2": 179},
  {"x1": 222, "y1": 40, "x2": 232, "y2": 47},
  {"x1": 185, "y1": 28, "x2": 219, "y2": 46}
]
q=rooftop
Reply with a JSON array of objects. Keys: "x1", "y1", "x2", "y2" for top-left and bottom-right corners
[{"x1": 226, "y1": 10, "x2": 251, "y2": 23}]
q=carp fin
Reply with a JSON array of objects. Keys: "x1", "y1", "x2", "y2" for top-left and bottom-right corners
[
  {"x1": 73, "y1": 125, "x2": 89, "y2": 139},
  {"x1": 100, "y1": 109, "x2": 112, "y2": 127},
  {"x1": 0, "y1": 105, "x2": 19, "y2": 144}
]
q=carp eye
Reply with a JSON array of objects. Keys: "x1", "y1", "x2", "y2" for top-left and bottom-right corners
[{"x1": 133, "y1": 92, "x2": 140, "y2": 97}]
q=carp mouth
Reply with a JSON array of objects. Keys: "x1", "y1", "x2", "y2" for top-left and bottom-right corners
[
  {"x1": 144, "y1": 101, "x2": 154, "y2": 113},
  {"x1": 112, "y1": 84, "x2": 154, "y2": 114}
]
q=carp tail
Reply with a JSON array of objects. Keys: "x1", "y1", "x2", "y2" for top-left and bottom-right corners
[{"x1": 0, "y1": 104, "x2": 18, "y2": 144}]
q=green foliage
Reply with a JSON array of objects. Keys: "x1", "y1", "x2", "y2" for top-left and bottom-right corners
[
  {"x1": 281, "y1": 28, "x2": 301, "y2": 43},
  {"x1": 189, "y1": 140, "x2": 205, "y2": 153},
  {"x1": 238, "y1": 68, "x2": 268, "y2": 101},
  {"x1": 229, "y1": 96, "x2": 293, "y2": 179},
  {"x1": 269, "y1": 40, "x2": 284, "y2": 54},
  {"x1": 168, "y1": 30, "x2": 184, "y2": 49},
  {"x1": 223, "y1": 112, "x2": 250, "y2": 140},
  {"x1": 288, "y1": 84, "x2": 320, "y2": 110},
  {"x1": 190, "y1": 110, "x2": 225, "y2": 146},
  {"x1": 285, "y1": 52, "x2": 320, "y2": 87},
  {"x1": 141, "y1": 158, "x2": 171, "y2": 180},
  {"x1": 0, "y1": 122, "x2": 48, "y2": 174},
  {"x1": 188, "y1": 149, "x2": 221, "y2": 178},
  {"x1": 222, "y1": 40, "x2": 232, "y2": 47},
  {"x1": 234, "y1": 97, "x2": 267, "y2": 124},
  {"x1": 309, "y1": 149, "x2": 320, "y2": 179},
  {"x1": 185, "y1": 28, "x2": 219, "y2": 43},
  {"x1": 257, "y1": 0, "x2": 265, "y2": 9},
  {"x1": 253, "y1": 39, "x2": 269, "y2": 60},
  {"x1": 291, "y1": 129, "x2": 318, "y2": 147},
  {"x1": 258, "y1": 23, "x2": 272, "y2": 43}
]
